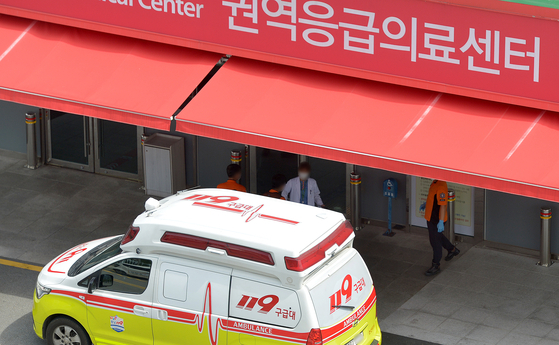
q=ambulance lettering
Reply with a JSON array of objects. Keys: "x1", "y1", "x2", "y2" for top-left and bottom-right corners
[
  {"x1": 236, "y1": 294, "x2": 279, "y2": 314},
  {"x1": 343, "y1": 304, "x2": 368, "y2": 328},
  {"x1": 184, "y1": 194, "x2": 299, "y2": 225},
  {"x1": 232, "y1": 321, "x2": 273, "y2": 334},
  {"x1": 330, "y1": 274, "x2": 352, "y2": 314},
  {"x1": 330, "y1": 275, "x2": 367, "y2": 314},
  {"x1": 47, "y1": 243, "x2": 89, "y2": 274}
]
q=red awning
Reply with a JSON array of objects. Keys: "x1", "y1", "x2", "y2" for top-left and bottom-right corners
[
  {"x1": 176, "y1": 57, "x2": 559, "y2": 203},
  {"x1": 0, "y1": 14, "x2": 222, "y2": 130}
]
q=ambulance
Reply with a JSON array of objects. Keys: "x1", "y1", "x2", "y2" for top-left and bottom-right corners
[{"x1": 32, "y1": 188, "x2": 382, "y2": 345}]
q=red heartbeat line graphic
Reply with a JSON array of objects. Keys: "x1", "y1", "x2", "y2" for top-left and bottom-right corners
[
  {"x1": 195, "y1": 282, "x2": 222, "y2": 345},
  {"x1": 193, "y1": 202, "x2": 299, "y2": 225}
]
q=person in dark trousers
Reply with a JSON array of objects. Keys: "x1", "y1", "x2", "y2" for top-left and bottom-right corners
[
  {"x1": 217, "y1": 164, "x2": 247, "y2": 192},
  {"x1": 263, "y1": 174, "x2": 287, "y2": 200},
  {"x1": 420, "y1": 180, "x2": 460, "y2": 276}
]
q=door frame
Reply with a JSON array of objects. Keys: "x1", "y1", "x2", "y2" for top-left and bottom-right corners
[
  {"x1": 92, "y1": 119, "x2": 144, "y2": 181},
  {"x1": 45, "y1": 110, "x2": 144, "y2": 181},
  {"x1": 45, "y1": 110, "x2": 95, "y2": 172}
]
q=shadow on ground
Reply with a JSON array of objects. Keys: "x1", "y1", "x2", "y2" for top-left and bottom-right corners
[
  {"x1": 0, "y1": 313, "x2": 42, "y2": 345},
  {"x1": 384, "y1": 332, "x2": 439, "y2": 344}
]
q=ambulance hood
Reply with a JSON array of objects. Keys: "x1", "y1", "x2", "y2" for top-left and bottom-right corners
[{"x1": 39, "y1": 237, "x2": 118, "y2": 285}]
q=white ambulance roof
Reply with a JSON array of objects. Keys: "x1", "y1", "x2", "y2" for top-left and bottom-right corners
[{"x1": 133, "y1": 188, "x2": 345, "y2": 257}]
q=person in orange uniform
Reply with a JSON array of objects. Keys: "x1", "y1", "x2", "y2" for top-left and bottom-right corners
[
  {"x1": 217, "y1": 164, "x2": 247, "y2": 192},
  {"x1": 263, "y1": 174, "x2": 287, "y2": 200},
  {"x1": 420, "y1": 180, "x2": 460, "y2": 276}
]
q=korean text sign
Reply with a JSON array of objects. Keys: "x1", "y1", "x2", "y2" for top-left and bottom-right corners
[{"x1": 1, "y1": 0, "x2": 557, "y2": 107}]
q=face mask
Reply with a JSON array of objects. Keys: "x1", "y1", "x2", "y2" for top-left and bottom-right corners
[{"x1": 299, "y1": 172, "x2": 310, "y2": 180}]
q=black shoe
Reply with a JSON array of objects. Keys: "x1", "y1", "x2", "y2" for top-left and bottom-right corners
[
  {"x1": 445, "y1": 248, "x2": 460, "y2": 261},
  {"x1": 425, "y1": 264, "x2": 440, "y2": 276}
]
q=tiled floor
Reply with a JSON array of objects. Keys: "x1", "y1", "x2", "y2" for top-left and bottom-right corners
[
  {"x1": 0, "y1": 149, "x2": 146, "y2": 264},
  {"x1": 381, "y1": 247, "x2": 559, "y2": 345},
  {"x1": 353, "y1": 224, "x2": 473, "y2": 321}
]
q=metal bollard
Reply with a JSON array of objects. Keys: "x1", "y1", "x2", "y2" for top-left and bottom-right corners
[
  {"x1": 230, "y1": 150, "x2": 242, "y2": 165},
  {"x1": 538, "y1": 208, "x2": 553, "y2": 267},
  {"x1": 447, "y1": 190, "x2": 456, "y2": 244},
  {"x1": 350, "y1": 173, "x2": 362, "y2": 231},
  {"x1": 25, "y1": 112, "x2": 38, "y2": 169}
]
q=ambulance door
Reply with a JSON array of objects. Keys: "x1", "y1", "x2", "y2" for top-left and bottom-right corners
[
  {"x1": 85, "y1": 256, "x2": 156, "y2": 345},
  {"x1": 227, "y1": 277, "x2": 302, "y2": 345},
  {"x1": 152, "y1": 260, "x2": 231, "y2": 345}
]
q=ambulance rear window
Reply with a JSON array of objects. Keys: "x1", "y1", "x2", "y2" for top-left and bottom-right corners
[
  {"x1": 308, "y1": 252, "x2": 373, "y2": 327},
  {"x1": 229, "y1": 277, "x2": 301, "y2": 329}
]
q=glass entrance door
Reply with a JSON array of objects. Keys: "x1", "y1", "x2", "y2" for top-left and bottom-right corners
[
  {"x1": 307, "y1": 157, "x2": 347, "y2": 214},
  {"x1": 47, "y1": 111, "x2": 94, "y2": 172},
  {"x1": 256, "y1": 148, "x2": 298, "y2": 195},
  {"x1": 47, "y1": 111, "x2": 142, "y2": 180},
  {"x1": 94, "y1": 119, "x2": 141, "y2": 179}
]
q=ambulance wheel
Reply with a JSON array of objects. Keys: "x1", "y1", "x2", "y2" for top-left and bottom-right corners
[{"x1": 46, "y1": 317, "x2": 91, "y2": 345}]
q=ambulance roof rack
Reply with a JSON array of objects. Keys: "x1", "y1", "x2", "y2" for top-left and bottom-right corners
[{"x1": 121, "y1": 188, "x2": 354, "y2": 287}]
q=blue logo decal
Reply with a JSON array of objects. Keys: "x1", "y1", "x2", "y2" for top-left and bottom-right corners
[{"x1": 110, "y1": 315, "x2": 125, "y2": 333}]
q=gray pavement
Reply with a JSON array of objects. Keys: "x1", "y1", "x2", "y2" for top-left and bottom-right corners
[
  {"x1": 381, "y1": 247, "x2": 559, "y2": 345},
  {"x1": 0, "y1": 149, "x2": 146, "y2": 264},
  {"x1": 0, "y1": 263, "x2": 41, "y2": 345}
]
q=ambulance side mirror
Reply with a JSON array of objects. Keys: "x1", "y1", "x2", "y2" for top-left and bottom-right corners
[
  {"x1": 99, "y1": 274, "x2": 114, "y2": 288},
  {"x1": 87, "y1": 276, "x2": 97, "y2": 294}
]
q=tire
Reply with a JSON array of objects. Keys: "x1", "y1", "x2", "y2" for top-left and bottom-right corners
[{"x1": 45, "y1": 317, "x2": 91, "y2": 345}]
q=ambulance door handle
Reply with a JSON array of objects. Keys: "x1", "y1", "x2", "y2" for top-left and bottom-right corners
[
  {"x1": 157, "y1": 309, "x2": 168, "y2": 321},
  {"x1": 325, "y1": 244, "x2": 339, "y2": 257},
  {"x1": 207, "y1": 247, "x2": 226, "y2": 255},
  {"x1": 133, "y1": 305, "x2": 151, "y2": 317}
]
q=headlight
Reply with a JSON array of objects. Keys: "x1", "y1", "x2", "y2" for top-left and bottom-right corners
[{"x1": 36, "y1": 281, "x2": 51, "y2": 299}]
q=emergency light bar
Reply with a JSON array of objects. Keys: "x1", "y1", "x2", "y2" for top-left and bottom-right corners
[
  {"x1": 284, "y1": 220, "x2": 354, "y2": 272},
  {"x1": 161, "y1": 232, "x2": 275, "y2": 266}
]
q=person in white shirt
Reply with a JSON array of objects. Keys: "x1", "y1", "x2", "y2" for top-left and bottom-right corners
[{"x1": 282, "y1": 162, "x2": 325, "y2": 207}]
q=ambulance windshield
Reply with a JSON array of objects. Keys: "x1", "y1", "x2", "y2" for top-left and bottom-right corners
[{"x1": 68, "y1": 236, "x2": 123, "y2": 277}]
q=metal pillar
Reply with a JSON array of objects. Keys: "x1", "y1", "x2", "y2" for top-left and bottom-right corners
[
  {"x1": 25, "y1": 112, "x2": 38, "y2": 169},
  {"x1": 230, "y1": 150, "x2": 242, "y2": 165},
  {"x1": 248, "y1": 146, "x2": 257, "y2": 194},
  {"x1": 447, "y1": 190, "x2": 456, "y2": 244},
  {"x1": 192, "y1": 136, "x2": 199, "y2": 186},
  {"x1": 538, "y1": 207, "x2": 552, "y2": 267},
  {"x1": 350, "y1": 173, "x2": 362, "y2": 231}
]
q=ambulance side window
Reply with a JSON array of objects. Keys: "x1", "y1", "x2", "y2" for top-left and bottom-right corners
[
  {"x1": 98, "y1": 258, "x2": 152, "y2": 294},
  {"x1": 229, "y1": 277, "x2": 302, "y2": 328}
]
